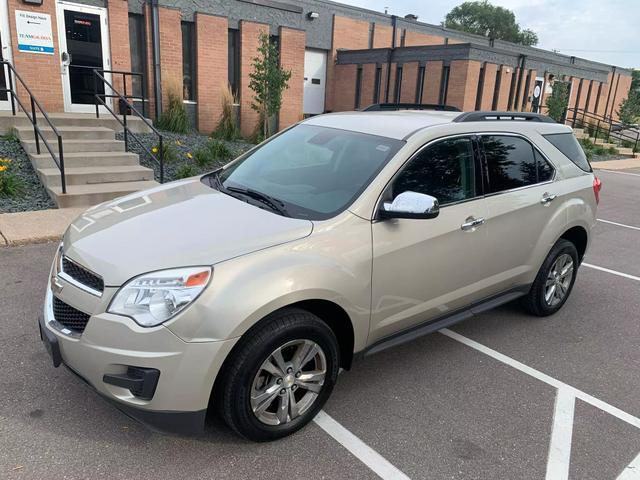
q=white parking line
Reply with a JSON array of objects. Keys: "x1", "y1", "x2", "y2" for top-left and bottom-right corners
[
  {"x1": 617, "y1": 452, "x2": 640, "y2": 480},
  {"x1": 313, "y1": 410, "x2": 411, "y2": 480},
  {"x1": 545, "y1": 388, "x2": 575, "y2": 480},
  {"x1": 582, "y1": 263, "x2": 640, "y2": 282},
  {"x1": 598, "y1": 169, "x2": 640, "y2": 177},
  {"x1": 439, "y1": 329, "x2": 640, "y2": 430},
  {"x1": 597, "y1": 219, "x2": 640, "y2": 231}
]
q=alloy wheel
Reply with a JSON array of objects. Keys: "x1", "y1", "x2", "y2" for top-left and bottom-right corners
[
  {"x1": 544, "y1": 253, "x2": 574, "y2": 306},
  {"x1": 250, "y1": 339, "x2": 327, "y2": 426}
]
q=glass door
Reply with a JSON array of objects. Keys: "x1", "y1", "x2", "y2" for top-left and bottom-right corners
[
  {"x1": 57, "y1": 1, "x2": 111, "y2": 113},
  {"x1": 0, "y1": 0, "x2": 13, "y2": 110}
]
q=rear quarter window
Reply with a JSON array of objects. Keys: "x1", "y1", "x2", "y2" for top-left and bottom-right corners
[{"x1": 543, "y1": 133, "x2": 592, "y2": 172}]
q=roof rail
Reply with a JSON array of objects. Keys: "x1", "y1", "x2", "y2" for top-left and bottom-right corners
[
  {"x1": 362, "y1": 103, "x2": 461, "y2": 112},
  {"x1": 453, "y1": 111, "x2": 557, "y2": 123}
]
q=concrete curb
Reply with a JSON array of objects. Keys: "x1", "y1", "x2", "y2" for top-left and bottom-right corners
[
  {"x1": 0, "y1": 208, "x2": 85, "y2": 247},
  {"x1": 592, "y1": 158, "x2": 640, "y2": 170}
]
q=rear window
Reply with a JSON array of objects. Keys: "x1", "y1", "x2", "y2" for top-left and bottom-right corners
[{"x1": 543, "y1": 133, "x2": 592, "y2": 172}]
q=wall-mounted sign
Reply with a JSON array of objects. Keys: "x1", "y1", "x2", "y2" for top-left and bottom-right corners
[{"x1": 15, "y1": 10, "x2": 54, "y2": 55}]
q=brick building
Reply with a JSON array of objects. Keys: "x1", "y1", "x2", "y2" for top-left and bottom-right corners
[{"x1": 0, "y1": 0, "x2": 633, "y2": 135}]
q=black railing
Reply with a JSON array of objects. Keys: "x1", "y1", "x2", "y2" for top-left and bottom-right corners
[
  {"x1": 91, "y1": 69, "x2": 164, "y2": 182},
  {"x1": 566, "y1": 107, "x2": 640, "y2": 153},
  {"x1": 0, "y1": 60, "x2": 66, "y2": 193}
]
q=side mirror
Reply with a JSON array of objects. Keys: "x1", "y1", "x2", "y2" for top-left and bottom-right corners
[{"x1": 379, "y1": 191, "x2": 440, "y2": 220}]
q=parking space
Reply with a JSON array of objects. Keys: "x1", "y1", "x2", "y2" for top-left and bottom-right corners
[{"x1": 1, "y1": 167, "x2": 639, "y2": 479}]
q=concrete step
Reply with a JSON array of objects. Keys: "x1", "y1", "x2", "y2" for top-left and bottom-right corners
[
  {"x1": 0, "y1": 111, "x2": 152, "y2": 134},
  {"x1": 616, "y1": 147, "x2": 635, "y2": 156},
  {"x1": 21, "y1": 138, "x2": 125, "y2": 154},
  {"x1": 30, "y1": 151, "x2": 141, "y2": 169},
  {"x1": 574, "y1": 132, "x2": 589, "y2": 140},
  {"x1": 572, "y1": 128, "x2": 585, "y2": 135},
  {"x1": 48, "y1": 180, "x2": 160, "y2": 208},
  {"x1": 15, "y1": 125, "x2": 116, "y2": 141},
  {"x1": 38, "y1": 165, "x2": 155, "y2": 187}
]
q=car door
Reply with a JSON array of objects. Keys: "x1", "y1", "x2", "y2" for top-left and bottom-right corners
[
  {"x1": 369, "y1": 135, "x2": 491, "y2": 343},
  {"x1": 478, "y1": 134, "x2": 562, "y2": 293}
]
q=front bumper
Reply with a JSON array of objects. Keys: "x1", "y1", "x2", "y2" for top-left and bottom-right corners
[{"x1": 40, "y1": 282, "x2": 237, "y2": 434}]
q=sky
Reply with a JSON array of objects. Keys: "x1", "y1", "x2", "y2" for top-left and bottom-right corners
[{"x1": 338, "y1": 0, "x2": 639, "y2": 68}]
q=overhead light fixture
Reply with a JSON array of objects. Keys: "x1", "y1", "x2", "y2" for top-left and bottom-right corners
[{"x1": 307, "y1": 11, "x2": 319, "y2": 20}]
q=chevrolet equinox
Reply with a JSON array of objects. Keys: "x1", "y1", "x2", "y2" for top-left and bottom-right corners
[{"x1": 39, "y1": 109, "x2": 600, "y2": 441}]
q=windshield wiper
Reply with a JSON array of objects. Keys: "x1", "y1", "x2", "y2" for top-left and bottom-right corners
[{"x1": 225, "y1": 186, "x2": 290, "y2": 217}]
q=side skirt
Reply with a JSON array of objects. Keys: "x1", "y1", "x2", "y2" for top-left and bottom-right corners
[{"x1": 360, "y1": 286, "x2": 530, "y2": 358}]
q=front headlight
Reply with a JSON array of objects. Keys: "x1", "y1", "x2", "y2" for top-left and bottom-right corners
[{"x1": 108, "y1": 267, "x2": 212, "y2": 327}]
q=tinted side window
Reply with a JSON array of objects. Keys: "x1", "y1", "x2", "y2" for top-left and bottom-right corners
[
  {"x1": 482, "y1": 136, "x2": 540, "y2": 193},
  {"x1": 543, "y1": 132, "x2": 592, "y2": 172},
  {"x1": 392, "y1": 137, "x2": 477, "y2": 205},
  {"x1": 536, "y1": 150, "x2": 554, "y2": 182}
]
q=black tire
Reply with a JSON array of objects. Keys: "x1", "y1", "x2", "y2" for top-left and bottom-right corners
[
  {"x1": 216, "y1": 308, "x2": 340, "y2": 442},
  {"x1": 521, "y1": 239, "x2": 579, "y2": 317}
]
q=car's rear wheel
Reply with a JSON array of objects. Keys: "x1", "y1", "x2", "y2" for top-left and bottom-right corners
[
  {"x1": 216, "y1": 308, "x2": 339, "y2": 441},
  {"x1": 522, "y1": 239, "x2": 579, "y2": 316}
]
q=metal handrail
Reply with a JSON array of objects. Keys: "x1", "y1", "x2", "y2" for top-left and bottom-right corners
[
  {"x1": 566, "y1": 107, "x2": 640, "y2": 153},
  {"x1": 91, "y1": 69, "x2": 164, "y2": 183},
  {"x1": 0, "y1": 60, "x2": 66, "y2": 193}
]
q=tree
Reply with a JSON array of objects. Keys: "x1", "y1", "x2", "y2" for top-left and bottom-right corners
[
  {"x1": 545, "y1": 82, "x2": 569, "y2": 122},
  {"x1": 444, "y1": 1, "x2": 539, "y2": 46},
  {"x1": 249, "y1": 32, "x2": 292, "y2": 140},
  {"x1": 618, "y1": 90, "x2": 640, "y2": 126}
]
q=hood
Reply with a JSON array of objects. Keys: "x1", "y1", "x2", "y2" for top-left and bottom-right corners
[{"x1": 63, "y1": 178, "x2": 313, "y2": 286}]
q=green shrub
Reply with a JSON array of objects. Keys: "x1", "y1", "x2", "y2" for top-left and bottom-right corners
[
  {"x1": 156, "y1": 84, "x2": 191, "y2": 134},
  {"x1": 545, "y1": 82, "x2": 569, "y2": 123},
  {"x1": 176, "y1": 164, "x2": 197, "y2": 179},
  {"x1": 193, "y1": 148, "x2": 211, "y2": 168},
  {"x1": 0, "y1": 159, "x2": 23, "y2": 197},
  {"x1": 1, "y1": 128, "x2": 19, "y2": 143},
  {"x1": 208, "y1": 140, "x2": 232, "y2": 160},
  {"x1": 151, "y1": 142, "x2": 178, "y2": 164}
]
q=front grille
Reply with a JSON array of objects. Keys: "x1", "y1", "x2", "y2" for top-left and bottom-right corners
[
  {"x1": 62, "y1": 257, "x2": 104, "y2": 293},
  {"x1": 52, "y1": 297, "x2": 91, "y2": 333}
]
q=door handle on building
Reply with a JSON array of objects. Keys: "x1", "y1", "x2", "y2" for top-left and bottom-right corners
[
  {"x1": 540, "y1": 193, "x2": 557, "y2": 205},
  {"x1": 461, "y1": 216, "x2": 485, "y2": 232}
]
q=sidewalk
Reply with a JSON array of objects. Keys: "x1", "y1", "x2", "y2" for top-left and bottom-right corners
[
  {"x1": 592, "y1": 157, "x2": 640, "y2": 170},
  {"x1": 0, "y1": 208, "x2": 85, "y2": 246}
]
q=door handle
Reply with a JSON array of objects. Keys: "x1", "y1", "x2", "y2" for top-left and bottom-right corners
[
  {"x1": 461, "y1": 216, "x2": 485, "y2": 232},
  {"x1": 540, "y1": 193, "x2": 557, "y2": 205}
]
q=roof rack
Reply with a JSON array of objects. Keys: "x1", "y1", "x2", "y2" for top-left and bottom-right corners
[
  {"x1": 453, "y1": 111, "x2": 557, "y2": 123},
  {"x1": 362, "y1": 103, "x2": 461, "y2": 112}
]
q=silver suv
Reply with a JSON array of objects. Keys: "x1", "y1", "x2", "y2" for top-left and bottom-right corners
[{"x1": 39, "y1": 110, "x2": 600, "y2": 441}]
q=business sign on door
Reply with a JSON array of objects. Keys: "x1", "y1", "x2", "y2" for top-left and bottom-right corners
[{"x1": 15, "y1": 10, "x2": 54, "y2": 55}]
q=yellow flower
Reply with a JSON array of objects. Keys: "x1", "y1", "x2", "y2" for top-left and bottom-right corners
[
  {"x1": 0, "y1": 158, "x2": 10, "y2": 163},
  {"x1": 186, "y1": 152, "x2": 193, "y2": 159},
  {"x1": 0, "y1": 165, "x2": 7, "y2": 172},
  {"x1": 151, "y1": 146, "x2": 159, "y2": 154},
  {"x1": 175, "y1": 140, "x2": 182, "y2": 146}
]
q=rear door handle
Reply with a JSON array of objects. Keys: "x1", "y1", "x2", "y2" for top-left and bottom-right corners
[
  {"x1": 540, "y1": 193, "x2": 557, "y2": 205},
  {"x1": 461, "y1": 216, "x2": 485, "y2": 232}
]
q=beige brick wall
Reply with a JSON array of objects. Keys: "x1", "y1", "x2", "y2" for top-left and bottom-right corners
[
  {"x1": 332, "y1": 64, "x2": 358, "y2": 111},
  {"x1": 403, "y1": 31, "x2": 445, "y2": 47},
  {"x1": 422, "y1": 61, "x2": 443, "y2": 105},
  {"x1": 479, "y1": 63, "x2": 498, "y2": 110},
  {"x1": 108, "y1": 0, "x2": 132, "y2": 99},
  {"x1": 239, "y1": 21, "x2": 269, "y2": 137},
  {"x1": 279, "y1": 27, "x2": 305, "y2": 129},
  {"x1": 495, "y1": 67, "x2": 513, "y2": 110},
  {"x1": 360, "y1": 63, "x2": 378, "y2": 107},
  {"x1": 195, "y1": 13, "x2": 227, "y2": 133},
  {"x1": 399, "y1": 62, "x2": 419, "y2": 103},
  {"x1": 447, "y1": 60, "x2": 481, "y2": 111},
  {"x1": 158, "y1": 6, "x2": 183, "y2": 111}
]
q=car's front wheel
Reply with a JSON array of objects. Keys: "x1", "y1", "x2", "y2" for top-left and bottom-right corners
[
  {"x1": 522, "y1": 239, "x2": 579, "y2": 316},
  {"x1": 216, "y1": 308, "x2": 340, "y2": 441}
]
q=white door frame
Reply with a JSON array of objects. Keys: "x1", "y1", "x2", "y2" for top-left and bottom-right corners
[
  {"x1": 56, "y1": 0, "x2": 112, "y2": 113},
  {"x1": 0, "y1": 0, "x2": 13, "y2": 111}
]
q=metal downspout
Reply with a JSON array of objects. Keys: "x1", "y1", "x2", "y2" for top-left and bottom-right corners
[
  {"x1": 150, "y1": 0, "x2": 162, "y2": 118},
  {"x1": 384, "y1": 15, "x2": 397, "y2": 103}
]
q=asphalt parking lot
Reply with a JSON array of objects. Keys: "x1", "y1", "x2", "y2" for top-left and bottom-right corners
[{"x1": 1, "y1": 167, "x2": 639, "y2": 480}]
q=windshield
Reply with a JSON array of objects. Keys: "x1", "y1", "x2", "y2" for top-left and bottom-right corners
[{"x1": 212, "y1": 124, "x2": 404, "y2": 220}]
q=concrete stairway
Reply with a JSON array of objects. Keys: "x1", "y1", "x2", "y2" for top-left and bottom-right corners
[
  {"x1": 7, "y1": 113, "x2": 159, "y2": 208},
  {"x1": 572, "y1": 127, "x2": 640, "y2": 159}
]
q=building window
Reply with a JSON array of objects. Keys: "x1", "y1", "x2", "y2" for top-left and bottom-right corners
[
  {"x1": 373, "y1": 66, "x2": 382, "y2": 103},
  {"x1": 416, "y1": 66, "x2": 425, "y2": 103},
  {"x1": 354, "y1": 66, "x2": 363, "y2": 109},
  {"x1": 439, "y1": 66, "x2": 450, "y2": 105},
  {"x1": 394, "y1": 66, "x2": 403, "y2": 103},
  {"x1": 492, "y1": 66, "x2": 503, "y2": 110},
  {"x1": 181, "y1": 22, "x2": 196, "y2": 101},
  {"x1": 475, "y1": 64, "x2": 486, "y2": 110},
  {"x1": 228, "y1": 29, "x2": 240, "y2": 99},
  {"x1": 128, "y1": 13, "x2": 147, "y2": 98}
]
